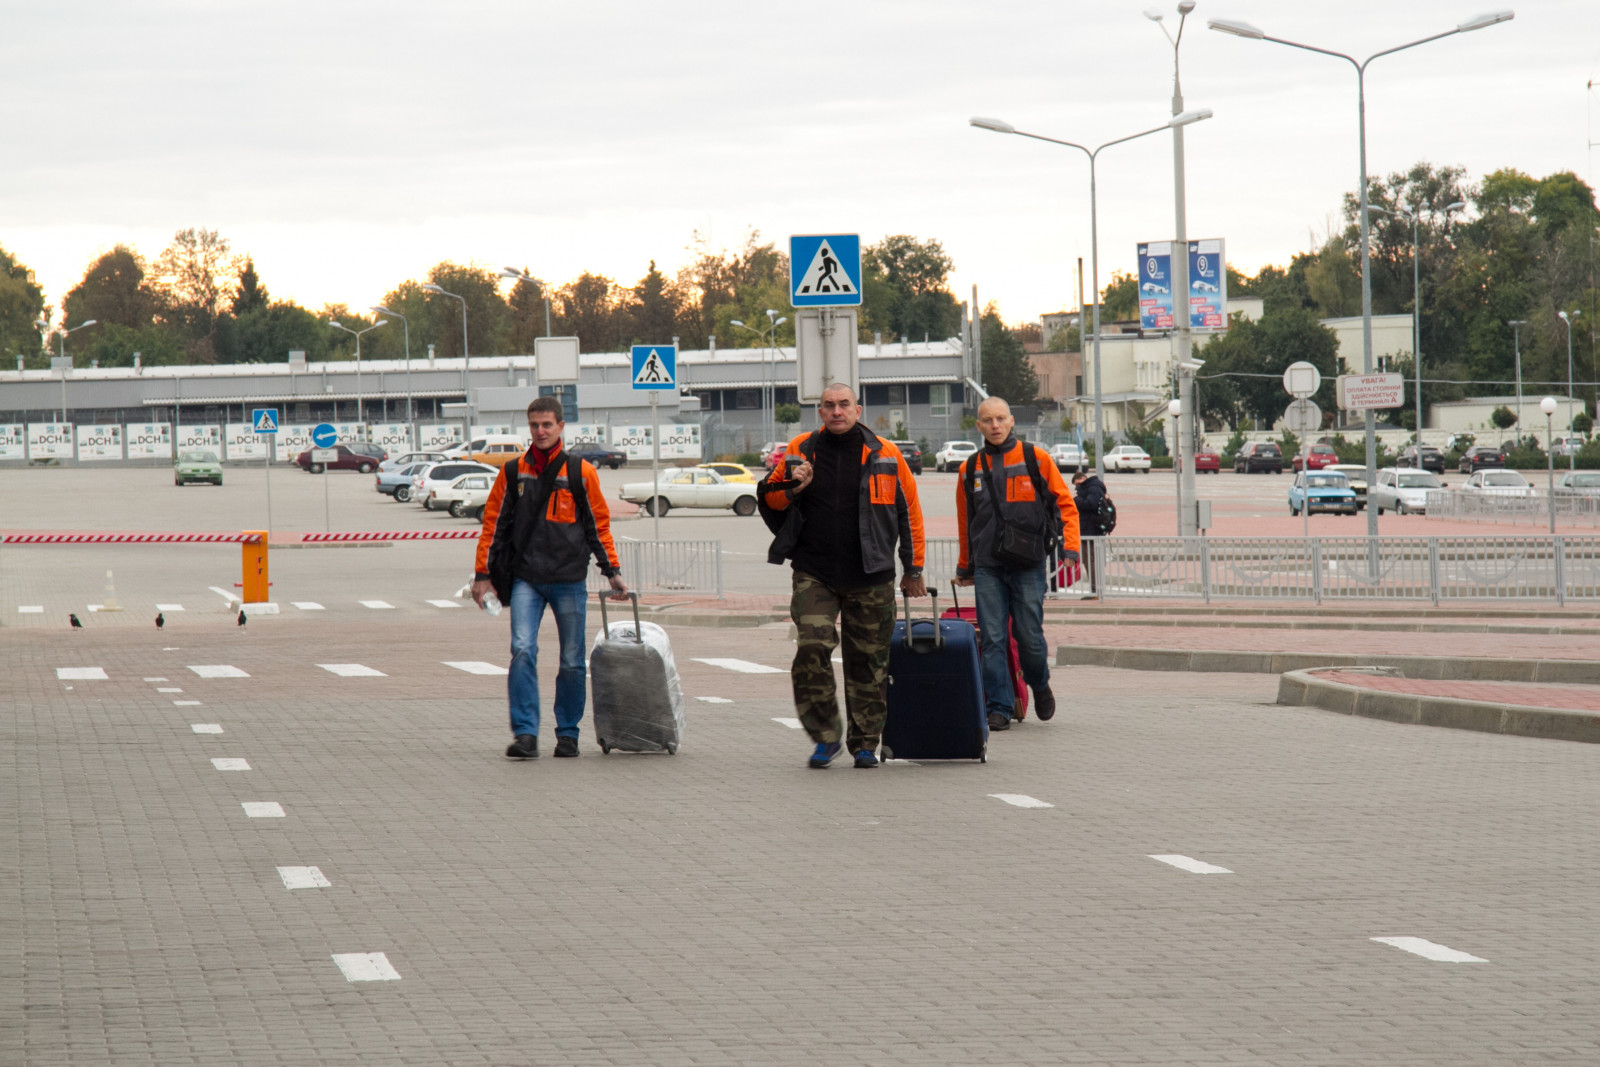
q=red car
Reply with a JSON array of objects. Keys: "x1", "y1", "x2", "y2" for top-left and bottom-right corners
[
  {"x1": 764, "y1": 444, "x2": 787, "y2": 472},
  {"x1": 1191, "y1": 448, "x2": 1220, "y2": 473},
  {"x1": 1291, "y1": 443, "x2": 1339, "y2": 472}
]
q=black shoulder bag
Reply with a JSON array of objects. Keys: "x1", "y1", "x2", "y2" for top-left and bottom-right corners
[{"x1": 979, "y1": 446, "x2": 1052, "y2": 569}]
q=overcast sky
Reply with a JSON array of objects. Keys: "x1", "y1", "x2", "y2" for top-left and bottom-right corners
[{"x1": 6, "y1": 1, "x2": 1598, "y2": 337}]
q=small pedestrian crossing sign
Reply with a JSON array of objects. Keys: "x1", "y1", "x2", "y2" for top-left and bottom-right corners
[
  {"x1": 251, "y1": 408, "x2": 280, "y2": 434},
  {"x1": 631, "y1": 345, "x2": 677, "y2": 390},
  {"x1": 790, "y1": 233, "x2": 862, "y2": 308}
]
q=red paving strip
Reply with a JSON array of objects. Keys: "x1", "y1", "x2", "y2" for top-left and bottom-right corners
[{"x1": 1312, "y1": 670, "x2": 1600, "y2": 713}]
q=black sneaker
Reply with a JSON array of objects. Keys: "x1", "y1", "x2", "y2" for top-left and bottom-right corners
[
  {"x1": 1034, "y1": 686, "x2": 1056, "y2": 722},
  {"x1": 505, "y1": 735, "x2": 538, "y2": 759},
  {"x1": 987, "y1": 712, "x2": 1011, "y2": 732},
  {"x1": 553, "y1": 736, "x2": 579, "y2": 758},
  {"x1": 854, "y1": 749, "x2": 879, "y2": 769}
]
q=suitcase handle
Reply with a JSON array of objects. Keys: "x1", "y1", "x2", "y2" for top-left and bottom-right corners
[
  {"x1": 598, "y1": 589, "x2": 643, "y2": 644},
  {"x1": 949, "y1": 581, "x2": 961, "y2": 615},
  {"x1": 902, "y1": 589, "x2": 942, "y2": 650}
]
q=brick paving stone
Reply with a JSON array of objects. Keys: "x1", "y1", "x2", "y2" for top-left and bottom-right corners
[{"x1": 1308, "y1": 671, "x2": 1600, "y2": 712}]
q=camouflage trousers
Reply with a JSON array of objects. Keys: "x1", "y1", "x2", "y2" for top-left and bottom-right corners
[{"x1": 789, "y1": 570, "x2": 897, "y2": 752}]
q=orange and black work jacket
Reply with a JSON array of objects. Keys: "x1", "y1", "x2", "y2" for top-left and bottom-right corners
[
  {"x1": 474, "y1": 443, "x2": 621, "y2": 594},
  {"x1": 759, "y1": 425, "x2": 925, "y2": 578},
  {"x1": 956, "y1": 437, "x2": 1080, "y2": 578}
]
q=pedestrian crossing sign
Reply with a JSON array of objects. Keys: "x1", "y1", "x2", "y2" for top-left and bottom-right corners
[
  {"x1": 251, "y1": 408, "x2": 280, "y2": 434},
  {"x1": 789, "y1": 233, "x2": 862, "y2": 308},
  {"x1": 631, "y1": 345, "x2": 677, "y2": 390}
]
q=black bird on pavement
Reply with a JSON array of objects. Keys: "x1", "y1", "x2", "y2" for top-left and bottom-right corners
[
  {"x1": 237, "y1": 609, "x2": 246, "y2": 627},
  {"x1": 155, "y1": 612, "x2": 165, "y2": 629},
  {"x1": 70, "y1": 613, "x2": 83, "y2": 629}
]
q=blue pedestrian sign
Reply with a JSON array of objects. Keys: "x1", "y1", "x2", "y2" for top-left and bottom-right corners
[
  {"x1": 789, "y1": 234, "x2": 862, "y2": 307},
  {"x1": 311, "y1": 423, "x2": 338, "y2": 448},
  {"x1": 631, "y1": 345, "x2": 677, "y2": 390},
  {"x1": 251, "y1": 408, "x2": 280, "y2": 434}
]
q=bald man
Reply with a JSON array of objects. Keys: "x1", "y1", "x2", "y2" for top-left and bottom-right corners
[{"x1": 954, "y1": 398, "x2": 1079, "y2": 729}]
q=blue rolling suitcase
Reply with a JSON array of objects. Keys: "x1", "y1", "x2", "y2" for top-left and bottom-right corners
[{"x1": 880, "y1": 591, "x2": 987, "y2": 763}]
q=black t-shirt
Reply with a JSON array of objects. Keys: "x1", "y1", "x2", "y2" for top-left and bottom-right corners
[{"x1": 791, "y1": 427, "x2": 891, "y2": 588}]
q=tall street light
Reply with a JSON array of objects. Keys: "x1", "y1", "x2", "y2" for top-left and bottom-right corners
[
  {"x1": 1147, "y1": 0, "x2": 1203, "y2": 535},
  {"x1": 1370, "y1": 200, "x2": 1465, "y2": 453},
  {"x1": 970, "y1": 108, "x2": 1214, "y2": 478},
  {"x1": 500, "y1": 268, "x2": 552, "y2": 338},
  {"x1": 1559, "y1": 309, "x2": 1582, "y2": 469},
  {"x1": 422, "y1": 283, "x2": 471, "y2": 439},
  {"x1": 41, "y1": 318, "x2": 98, "y2": 424},
  {"x1": 1542, "y1": 395, "x2": 1558, "y2": 534},
  {"x1": 328, "y1": 319, "x2": 387, "y2": 425},
  {"x1": 371, "y1": 305, "x2": 412, "y2": 432},
  {"x1": 1508, "y1": 319, "x2": 1527, "y2": 443},
  {"x1": 1210, "y1": 9, "x2": 1515, "y2": 538},
  {"x1": 730, "y1": 311, "x2": 787, "y2": 446}
]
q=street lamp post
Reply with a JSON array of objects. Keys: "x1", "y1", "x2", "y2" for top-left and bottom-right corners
[
  {"x1": 328, "y1": 319, "x2": 387, "y2": 425},
  {"x1": 1210, "y1": 9, "x2": 1515, "y2": 538},
  {"x1": 372, "y1": 305, "x2": 412, "y2": 440},
  {"x1": 1508, "y1": 319, "x2": 1527, "y2": 443},
  {"x1": 500, "y1": 268, "x2": 552, "y2": 338},
  {"x1": 1542, "y1": 395, "x2": 1558, "y2": 534},
  {"x1": 730, "y1": 312, "x2": 787, "y2": 446},
  {"x1": 1559, "y1": 309, "x2": 1582, "y2": 470},
  {"x1": 40, "y1": 318, "x2": 98, "y2": 424},
  {"x1": 969, "y1": 108, "x2": 1213, "y2": 479},
  {"x1": 422, "y1": 284, "x2": 471, "y2": 440},
  {"x1": 1167, "y1": 397, "x2": 1184, "y2": 536}
]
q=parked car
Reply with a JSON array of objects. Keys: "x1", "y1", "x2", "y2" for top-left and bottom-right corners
[
  {"x1": 1551, "y1": 436, "x2": 1585, "y2": 458},
  {"x1": 1397, "y1": 445, "x2": 1446, "y2": 474},
  {"x1": 1554, "y1": 471, "x2": 1600, "y2": 497},
  {"x1": 466, "y1": 435, "x2": 527, "y2": 469},
  {"x1": 620, "y1": 467, "x2": 758, "y2": 516},
  {"x1": 375, "y1": 462, "x2": 430, "y2": 501},
  {"x1": 889, "y1": 440, "x2": 923, "y2": 475},
  {"x1": 1326, "y1": 464, "x2": 1370, "y2": 509},
  {"x1": 174, "y1": 449, "x2": 223, "y2": 486},
  {"x1": 1050, "y1": 443, "x2": 1087, "y2": 472},
  {"x1": 411, "y1": 461, "x2": 498, "y2": 508},
  {"x1": 1191, "y1": 447, "x2": 1221, "y2": 474},
  {"x1": 935, "y1": 440, "x2": 978, "y2": 472},
  {"x1": 569, "y1": 444, "x2": 627, "y2": 469},
  {"x1": 1459, "y1": 446, "x2": 1507, "y2": 473},
  {"x1": 1288, "y1": 470, "x2": 1357, "y2": 516},
  {"x1": 1370, "y1": 467, "x2": 1444, "y2": 515},
  {"x1": 1234, "y1": 441, "x2": 1283, "y2": 474},
  {"x1": 1460, "y1": 469, "x2": 1533, "y2": 497},
  {"x1": 1291, "y1": 443, "x2": 1340, "y2": 472},
  {"x1": 764, "y1": 443, "x2": 788, "y2": 472},
  {"x1": 759, "y1": 441, "x2": 786, "y2": 465},
  {"x1": 296, "y1": 442, "x2": 387, "y2": 474},
  {"x1": 380, "y1": 451, "x2": 448, "y2": 472},
  {"x1": 1104, "y1": 445, "x2": 1152, "y2": 473},
  {"x1": 1445, "y1": 433, "x2": 1476, "y2": 453},
  {"x1": 427, "y1": 471, "x2": 496, "y2": 518},
  {"x1": 695, "y1": 462, "x2": 757, "y2": 483}
]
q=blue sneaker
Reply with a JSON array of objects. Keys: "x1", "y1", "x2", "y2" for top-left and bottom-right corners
[
  {"x1": 808, "y1": 741, "x2": 842, "y2": 768},
  {"x1": 853, "y1": 749, "x2": 879, "y2": 769}
]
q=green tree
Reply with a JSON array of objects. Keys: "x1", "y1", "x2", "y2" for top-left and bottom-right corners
[
  {"x1": 62, "y1": 246, "x2": 161, "y2": 331},
  {"x1": 213, "y1": 302, "x2": 331, "y2": 364},
  {"x1": 505, "y1": 273, "x2": 548, "y2": 354},
  {"x1": 418, "y1": 262, "x2": 512, "y2": 359},
  {"x1": 623, "y1": 261, "x2": 679, "y2": 346},
  {"x1": 231, "y1": 258, "x2": 269, "y2": 316},
  {"x1": 1100, "y1": 271, "x2": 1138, "y2": 321},
  {"x1": 0, "y1": 245, "x2": 49, "y2": 367},
  {"x1": 1197, "y1": 307, "x2": 1338, "y2": 427},
  {"x1": 775, "y1": 402, "x2": 801, "y2": 425},
  {"x1": 1047, "y1": 324, "x2": 1080, "y2": 352},
  {"x1": 556, "y1": 272, "x2": 622, "y2": 354},
  {"x1": 1490, "y1": 405, "x2": 1518, "y2": 432},
  {"x1": 677, "y1": 229, "x2": 787, "y2": 350},
  {"x1": 978, "y1": 305, "x2": 1038, "y2": 405},
  {"x1": 860, "y1": 235, "x2": 961, "y2": 343},
  {"x1": 152, "y1": 227, "x2": 242, "y2": 361}
]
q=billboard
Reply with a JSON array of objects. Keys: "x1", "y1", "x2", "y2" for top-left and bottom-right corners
[
  {"x1": 0, "y1": 424, "x2": 24, "y2": 461},
  {"x1": 416, "y1": 424, "x2": 462, "y2": 450},
  {"x1": 1137, "y1": 238, "x2": 1228, "y2": 332},
  {"x1": 76, "y1": 424, "x2": 124, "y2": 461},
  {"x1": 279, "y1": 424, "x2": 315, "y2": 456},
  {"x1": 564, "y1": 423, "x2": 608, "y2": 448},
  {"x1": 225, "y1": 423, "x2": 270, "y2": 460},
  {"x1": 28, "y1": 423, "x2": 74, "y2": 460},
  {"x1": 658, "y1": 424, "x2": 702, "y2": 459},
  {"x1": 370, "y1": 423, "x2": 412, "y2": 451},
  {"x1": 610, "y1": 424, "x2": 654, "y2": 461},
  {"x1": 176, "y1": 424, "x2": 222, "y2": 451},
  {"x1": 126, "y1": 423, "x2": 173, "y2": 459}
]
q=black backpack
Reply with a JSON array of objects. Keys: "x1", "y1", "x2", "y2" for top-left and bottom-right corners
[{"x1": 1097, "y1": 493, "x2": 1117, "y2": 535}]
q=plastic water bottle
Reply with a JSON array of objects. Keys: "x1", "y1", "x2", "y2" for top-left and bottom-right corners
[{"x1": 481, "y1": 591, "x2": 503, "y2": 617}]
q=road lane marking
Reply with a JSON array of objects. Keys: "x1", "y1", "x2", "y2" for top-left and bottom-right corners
[
  {"x1": 189, "y1": 665, "x2": 249, "y2": 678},
  {"x1": 155, "y1": 603, "x2": 184, "y2": 611},
  {"x1": 278, "y1": 866, "x2": 331, "y2": 890},
  {"x1": 697, "y1": 696, "x2": 734, "y2": 704},
  {"x1": 444, "y1": 660, "x2": 509, "y2": 675},
  {"x1": 143, "y1": 677, "x2": 168, "y2": 682},
  {"x1": 360, "y1": 600, "x2": 395, "y2": 610},
  {"x1": 988, "y1": 794, "x2": 1054, "y2": 809},
  {"x1": 332, "y1": 952, "x2": 400, "y2": 982},
  {"x1": 693, "y1": 658, "x2": 785, "y2": 674},
  {"x1": 157, "y1": 687, "x2": 183, "y2": 693},
  {"x1": 1149, "y1": 854, "x2": 1234, "y2": 874},
  {"x1": 241, "y1": 802, "x2": 284, "y2": 818},
  {"x1": 211, "y1": 758, "x2": 251, "y2": 771},
  {"x1": 426, "y1": 599, "x2": 461, "y2": 608},
  {"x1": 174, "y1": 700, "x2": 203, "y2": 706},
  {"x1": 191, "y1": 724, "x2": 224, "y2": 734},
  {"x1": 1371, "y1": 937, "x2": 1487, "y2": 963},
  {"x1": 772, "y1": 717, "x2": 803, "y2": 729},
  {"x1": 209, "y1": 586, "x2": 241, "y2": 603},
  {"x1": 57, "y1": 667, "x2": 108, "y2": 680},
  {"x1": 318, "y1": 663, "x2": 387, "y2": 677},
  {"x1": 18, "y1": 605, "x2": 43, "y2": 613},
  {"x1": 293, "y1": 602, "x2": 325, "y2": 611}
]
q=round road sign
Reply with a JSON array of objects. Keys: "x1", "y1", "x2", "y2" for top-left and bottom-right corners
[
  {"x1": 1283, "y1": 399, "x2": 1322, "y2": 435},
  {"x1": 1283, "y1": 361, "x2": 1322, "y2": 399},
  {"x1": 311, "y1": 423, "x2": 338, "y2": 448}
]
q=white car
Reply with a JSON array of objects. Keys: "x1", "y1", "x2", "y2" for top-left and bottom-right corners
[
  {"x1": 1370, "y1": 467, "x2": 1443, "y2": 515},
  {"x1": 1104, "y1": 445, "x2": 1152, "y2": 473},
  {"x1": 411, "y1": 460, "x2": 497, "y2": 509},
  {"x1": 935, "y1": 440, "x2": 979, "y2": 472},
  {"x1": 620, "y1": 468, "x2": 758, "y2": 517},
  {"x1": 428, "y1": 471, "x2": 496, "y2": 518},
  {"x1": 1459, "y1": 470, "x2": 1533, "y2": 497},
  {"x1": 1050, "y1": 443, "x2": 1086, "y2": 472},
  {"x1": 380, "y1": 450, "x2": 449, "y2": 472}
]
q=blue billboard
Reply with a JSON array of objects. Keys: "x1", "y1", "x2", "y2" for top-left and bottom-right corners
[{"x1": 1137, "y1": 238, "x2": 1227, "y2": 331}]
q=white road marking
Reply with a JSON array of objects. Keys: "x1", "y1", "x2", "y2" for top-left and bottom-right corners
[
  {"x1": 209, "y1": 586, "x2": 241, "y2": 604},
  {"x1": 444, "y1": 660, "x2": 508, "y2": 675},
  {"x1": 241, "y1": 802, "x2": 285, "y2": 818},
  {"x1": 332, "y1": 952, "x2": 401, "y2": 982},
  {"x1": 318, "y1": 663, "x2": 386, "y2": 677},
  {"x1": 18, "y1": 605, "x2": 43, "y2": 613},
  {"x1": 696, "y1": 696, "x2": 734, "y2": 704},
  {"x1": 56, "y1": 667, "x2": 108, "y2": 680},
  {"x1": 155, "y1": 603, "x2": 185, "y2": 611},
  {"x1": 988, "y1": 793, "x2": 1055, "y2": 809},
  {"x1": 189, "y1": 665, "x2": 249, "y2": 678},
  {"x1": 143, "y1": 677, "x2": 168, "y2": 682},
  {"x1": 157, "y1": 688, "x2": 183, "y2": 693},
  {"x1": 292, "y1": 602, "x2": 325, "y2": 611},
  {"x1": 1371, "y1": 937, "x2": 1487, "y2": 963},
  {"x1": 426, "y1": 599, "x2": 461, "y2": 608},
  {"x1": 174, "y1": 700, "x2": 203, "y2": 706},
  {"x1": 1149, "y1": 854, "x2": 1234, "y2": 875},
  {"x1": 211, "y1": 758, "x2": 251, "y2": 771},
  {"x1": 86, "y1": 605, "x2": 106, "y2": 612},
  {"x1": 693, "y1": 657, "x2": 785, "y2": 674},
  {"x1": 278, "y1": 866, "x2": 331, "y2": 890},
  {"x1": 191, "y1": 724, "x2": 224, "y2": 734},
  {"x1": 360, "y1": 600, "x2": 395, "y2": 610},
  {"x1": 772, "y1": 717, "x2": 803, "y2": 729},
  {"x1": 162, "y1": 647, "x2": 179, "y2": 651}
]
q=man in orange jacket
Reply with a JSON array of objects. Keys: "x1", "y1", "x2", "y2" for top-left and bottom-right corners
[{"x1": 472, "y1": 397, "x2": 628, "y2": 760}]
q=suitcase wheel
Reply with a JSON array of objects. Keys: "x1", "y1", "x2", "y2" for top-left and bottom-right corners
[
  {"x1": 879, "y1": 744, "x2": 893, "y2": 762},
  {"x1": 665, "y1": 742, "x2": 676, "y2": 755},
  {"x1": 598, "y1": 739, "x2": 611, "y2": 754},
  {"x1": 978, "y1": 744, "x2": 987, "y2": 764}
]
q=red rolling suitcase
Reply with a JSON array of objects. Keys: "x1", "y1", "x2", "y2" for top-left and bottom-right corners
[{"x1": 940, "y1": 584, "x2": 1029, "y2": 721}]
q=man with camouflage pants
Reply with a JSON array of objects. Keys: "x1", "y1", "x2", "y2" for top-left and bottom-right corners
[{"x1": 758, "y1": 383, "x2": 927, "y2": 769}]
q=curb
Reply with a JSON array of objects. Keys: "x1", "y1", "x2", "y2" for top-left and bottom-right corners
[
  {"x1": 1276, "y1": 667, "x2": 1600, "y2": 745},
  {"x1": 1055, "y1": 644, "x2": 1600, "y2": 684}
]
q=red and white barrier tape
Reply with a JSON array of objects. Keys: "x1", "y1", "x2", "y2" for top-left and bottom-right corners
[
  {"x1": 301, "y1": 531, "x2": 478, "y2": 542},
  {"x1": 1, "y1": 532, "x2": 261, "y2": 544}
]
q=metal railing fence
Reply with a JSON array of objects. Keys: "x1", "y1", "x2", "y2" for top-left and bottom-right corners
[
  {"x1": 588, "y1": 539, "x2": 722, "y2": 596},
  {"x1": 1425, "y1": 489, "x2": 1600, "y2": 527}
]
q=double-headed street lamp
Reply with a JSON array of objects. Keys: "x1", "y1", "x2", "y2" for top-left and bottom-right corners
[
  {"x1": 1558, "y1": 309, "x2": 1582, "y2": 469},
  {"x1": 38, "y1": 318, "x2": 98, "y2": 423},
  {"x1": 499, "y1": 268, "x2": 552, "y2": 337},
  {"x1": 422, "y1": 283, "x2": 471, "y2": 437},
  {"x1": 729, "y1": 310, "x2": 787, "y2": 446},
  {"x1": 371, "y1": 305, "x2": 411, "y2": 426},
  {"x1": 970, "y1": 109, "x2": 1212, "y2": 478},
  {"x1": 1209, "y1": 9, "x2": 1515, "y2": 538},
  {"x1": 328, "y1": 319, "x2": 387, "y2": 424}
]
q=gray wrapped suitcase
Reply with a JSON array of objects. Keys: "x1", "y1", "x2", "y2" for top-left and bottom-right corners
[{"x1": 589, "y1": 592, "x2": 686, "y2": 754}]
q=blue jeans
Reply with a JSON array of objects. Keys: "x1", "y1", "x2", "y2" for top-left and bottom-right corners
[
  {"x1": 972, "y1": 564, "x2": 1050, "y2": 716},
  {"x1": 508, "y1": 578, "x2": 588, "y2": 739}
]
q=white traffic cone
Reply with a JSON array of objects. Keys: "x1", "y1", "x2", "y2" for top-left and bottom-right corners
[{"x1": 101, "y1": 569, "x2": 124, "y2": 612}]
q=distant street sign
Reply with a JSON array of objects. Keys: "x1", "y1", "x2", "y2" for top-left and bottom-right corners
[
  {"x1": 252, "y1": 408, "x2": 280, "y2": 434},
  {"x1": 789, "y1": 234, "x2": 862, "y2": 307},
  {"x1": 1284, "y1": 399, "x2": 1322, "y2": 435},
  {"x1": 535, "y1": 336, "x2": 581, "y2": 383},
  {"x1": 1283, "y1": 361, "x2": 1322, "y2": 399},
  {"x1": 1338, "y1": 372, "x2": 1405, "y2": 411},
  {"x1": 311, "y1": 423, "x2": 338, "y2": 448},
  {"x1": 310, "y1": 448, "x2": 338, "y2": 463},
  {"x1": 631, "y1": 345, "x2": 676, "y2": 390}
]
